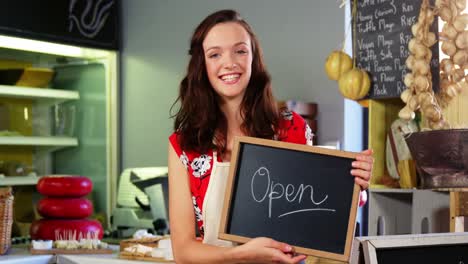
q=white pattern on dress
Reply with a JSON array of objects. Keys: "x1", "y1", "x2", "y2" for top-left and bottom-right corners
[
  {"x1": 305, "y1": 124, "x2": 314, "y2": 146},
  {"x1": 180, "y1": 151, "x2": 189, "y2": 169},
  {"x1": 191, "y1": 154, "x2": 212, "y2": 177},
  {"x1": 192, "y1": 196, "x2": 203, "y2": 222},
  {"x1": 281, "y1": 109, "x2": 293, "y2": 120}
]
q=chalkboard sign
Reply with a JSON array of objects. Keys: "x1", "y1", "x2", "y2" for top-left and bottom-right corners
[
  {"x1": 353, "y1": 0, "x2": 439, "y2": 99},
  {"x1": 219, "y1": 137, "x2": 360, "y2": 262},
  {"x1": 0, "y1": 0, "x2": 119, "y2": 50},
  {"x1": 360, "y1": 233, "x2": 468, "y2": 264}
]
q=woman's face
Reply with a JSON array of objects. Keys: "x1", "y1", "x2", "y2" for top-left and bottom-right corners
[{"x1": 203, "y1": 22, "x2": 253, "y2": 103}]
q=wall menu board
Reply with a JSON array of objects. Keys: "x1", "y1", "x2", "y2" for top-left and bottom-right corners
[
  {"x1": 356, "y1": 233, "x2": 468, "y2": 264},
  {"x1": 353, "y1": 0, "x2": 439, "y2": 99},
  {"x1": 0, "y1": 0, "x2": 119, "y2": 50},
  {"x1": 219, "y1": 137, "x2": 360, "y2": 262}
]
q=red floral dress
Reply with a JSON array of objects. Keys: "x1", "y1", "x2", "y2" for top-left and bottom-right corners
[{"x1": 169, "y1": 110, "x2": 313, "y2": 236}]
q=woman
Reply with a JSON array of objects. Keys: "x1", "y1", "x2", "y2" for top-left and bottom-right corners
[{"x1": 168, "y1": 9, "x2": 373, "y2": 264}]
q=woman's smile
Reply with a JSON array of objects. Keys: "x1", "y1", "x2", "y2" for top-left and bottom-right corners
[{"x1": 219, "y1": 73, "x2": 242, "y2": 84}]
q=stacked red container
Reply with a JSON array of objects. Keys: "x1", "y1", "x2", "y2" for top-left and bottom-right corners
[{"x1": 30, "y1": 175, "x2": 103, "y2": 241}]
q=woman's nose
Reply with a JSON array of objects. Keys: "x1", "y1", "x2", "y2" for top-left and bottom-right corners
[
  {"x1": 224, "y1": 63, "x2": 238, "y2": 70},
  {"x1": 222, "y1": 54, "x2": 238, "y2": 69}
]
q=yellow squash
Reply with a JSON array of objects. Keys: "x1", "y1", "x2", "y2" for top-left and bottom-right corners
[
  {"x1": 338, "y1": 68, "x2": 371, "y2": 100},
  {"x1": 324, "y1": 51, "x2": 353, "y2": 81}
]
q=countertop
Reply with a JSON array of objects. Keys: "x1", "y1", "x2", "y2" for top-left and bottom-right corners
[{"x1": 0, "y1": 245, "x2": 174, "y2": 264}]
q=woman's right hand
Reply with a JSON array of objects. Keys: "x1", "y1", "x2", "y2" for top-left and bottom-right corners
[{"x1": 230, "y1": 237, "x2": 307, "y2": 264}]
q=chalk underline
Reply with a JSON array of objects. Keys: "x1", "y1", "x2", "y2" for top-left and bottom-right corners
[{"x1": 277, "y1": 208, "x2": 336, "y2": 218}]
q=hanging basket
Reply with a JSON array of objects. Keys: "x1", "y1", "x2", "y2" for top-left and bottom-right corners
[
  {"x1": 405, "y1": 129, "x2": 468, "y2": 189},
  {"x1": 0, "y1": 187, "x2": 13, "y2": 255}
]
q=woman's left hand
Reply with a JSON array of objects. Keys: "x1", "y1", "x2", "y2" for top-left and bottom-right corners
[{"x1": 351, "y1": 149, "x2": 373, "y2": 190}]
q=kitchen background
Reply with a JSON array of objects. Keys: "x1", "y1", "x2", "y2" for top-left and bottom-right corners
[
  {"x1": 120, "y1": 0, "x2": 366, "y2": 170},
  {"x1": 0, "y1": 0, "x2": 367, "y2": 239}
]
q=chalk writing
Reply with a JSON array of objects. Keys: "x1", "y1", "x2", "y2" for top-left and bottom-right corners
[
  {"x1": 373, "y1": 61, "x2": 392, "y2": 72},
  {"x1": 399, "y1": 32, "x2": 411, "y2": 45},
  {"x1": 380, "y1": 72, "x2": 396, "y2": 82},
  {"x1": 402, "y1": 3, "x2": 414, "y2": 12},
  {"x1": 375, "y1": 7, "x2": 396, "y2": 19},
  {"x1": 401, "y1": 15, "x2": 416, "y2": 27},
  {"x1": 357, "y1": 39, "x2": 375, "y2": 50},
  {"x1": 377, "y1": 35, "x2": 393, "y2": 48},
  {"x1": 378, "y1": 19, "x2": 395, "y2": 32},
  {"x1": 373, "y1": 83, "x2": 388, "y2": 95},
  {"x1": 358, "y1": 19, "x2": 376, "y2": 33},
  {"x1": 358, "y1": 12, "x2": 373, "y2": 22},
  {"x1": 359, "y1": 0, "x2": 376, "y2": 8},
  {"x1": 380, "y1": 48, "x2": 393, "y2": 60},
  {"x1": 250, "y1": 167, "x2": 335, "y2": 218},
  {"x1": 353, "y1": 0, "x2": 438, "y2": 98}
]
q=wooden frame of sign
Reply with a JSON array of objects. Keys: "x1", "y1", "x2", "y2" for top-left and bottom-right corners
[
  {"x1": 219, "y1": 136, "x2": 360, "y2": 262},
  {"x1": 359, "y1": 233, "x2": 468, "y2": 264}
]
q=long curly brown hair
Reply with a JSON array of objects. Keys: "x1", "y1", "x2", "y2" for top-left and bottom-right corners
[{"x1": 172, "y1": 9, "x2": 280, "y2": 154}]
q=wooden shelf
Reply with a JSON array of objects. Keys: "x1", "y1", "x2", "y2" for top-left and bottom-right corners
[
  {"x1": 0, "y1": 136, "x2": 78, "y2": 152},
  {"x1": 368, "y1": 189, "x2": 450, "y2": 236},
  {"x1": 0, "y1": 85, "x2": 79, "y2": 106},
  {"x1": 0, "y1": 175, "x2": 40, "y2": 186},
  {"x1": 369, "y1": 188, "x2": 415, "y2": 193}
]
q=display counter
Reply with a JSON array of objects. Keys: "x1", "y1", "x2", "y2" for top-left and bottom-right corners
[{"x1": 0, "y1": 245, "x2": 174, "y2": 264}]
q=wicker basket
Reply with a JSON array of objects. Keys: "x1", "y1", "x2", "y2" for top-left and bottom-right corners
[{"x1": 0, "y1": 187, "x2": 13, "y2": 255}]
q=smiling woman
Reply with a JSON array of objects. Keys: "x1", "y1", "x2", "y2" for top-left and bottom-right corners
[
  {"x1": 203, "y1": 22, "x2": 253, "y2": 102},
  {"x1": 167, "y1": 9, "x2": 374, "y2": 264}
]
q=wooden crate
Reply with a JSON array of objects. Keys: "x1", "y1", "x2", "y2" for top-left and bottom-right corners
[
  {"x1": 450, "y1": 191, "x2": 468, "y2": 232},
  {"x1": 368, "y1": 98, "x2": 405, "y2": 187},
  {"x1": 441, "y1": 82, "x2": 468, "y2": 128}
]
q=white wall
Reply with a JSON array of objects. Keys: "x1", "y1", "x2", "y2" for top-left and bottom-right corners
[{"x1": 121, "y1": 0, "x2": 351, "y2": 168}]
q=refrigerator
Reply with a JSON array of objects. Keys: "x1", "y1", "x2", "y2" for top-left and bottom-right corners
[{"x1": 0, "y1": 21, "x2": 119, "y2": 237}]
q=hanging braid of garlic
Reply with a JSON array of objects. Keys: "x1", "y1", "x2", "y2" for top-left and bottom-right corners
[
  {"x1": 399, "y1": 0, "x2": 448, "y2": 130},
  {"x1": 437, "y1": 0, "x2": 468, "y2": 108}
]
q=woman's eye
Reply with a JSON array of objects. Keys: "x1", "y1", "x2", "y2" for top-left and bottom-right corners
[
  {"x1": 236, "y1": 50, "x2": 247, "y2": 54},
  {"x1": 208, "y1": 53, "x2": 220, "y2": 59}
]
